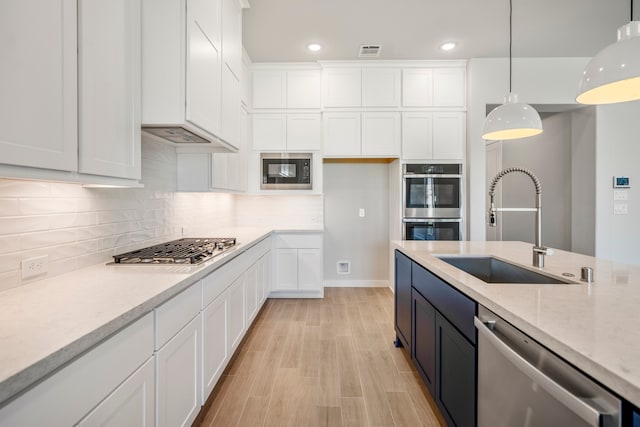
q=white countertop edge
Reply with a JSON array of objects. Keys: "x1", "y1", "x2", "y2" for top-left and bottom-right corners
[
  {"x1": 391, "y1": 240, "x2": 640, "y2": 408},
  {"x1": 0, "y1": 227, "x2": 319, "y2": 406}
]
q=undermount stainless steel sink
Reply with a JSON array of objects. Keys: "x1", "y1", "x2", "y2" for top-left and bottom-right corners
[{"x1": 437, "y1": 256, "x2": 574, "y2": 284}]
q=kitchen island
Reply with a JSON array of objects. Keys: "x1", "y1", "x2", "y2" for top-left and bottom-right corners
[{"x1": 393, "y1": 240, "x2": 640, "y2": 410}]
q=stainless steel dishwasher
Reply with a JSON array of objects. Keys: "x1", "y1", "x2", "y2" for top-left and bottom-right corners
[{"x1": 475, "y1": 306, "x2": 620, "y2": 427}]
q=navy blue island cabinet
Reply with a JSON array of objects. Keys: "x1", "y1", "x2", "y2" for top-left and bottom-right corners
[{"x1": 394, "y1": 250, "x2": 477, "y2": 427}]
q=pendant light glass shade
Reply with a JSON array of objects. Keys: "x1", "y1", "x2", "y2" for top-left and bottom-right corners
[
  {"x1": 482, "y1": 93, "x2": 543, "y2": 140},
  {"x1": 576, "y1": 21, "x2": 640, "y2": 105}
]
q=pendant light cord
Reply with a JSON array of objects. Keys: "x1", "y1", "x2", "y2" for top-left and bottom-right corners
[
  {"x1": 631, "y1": 0, "x2": 634, "y2": 21},
  {"x1": 509, "y1": 0, "x2": 513, "y2": 93}
]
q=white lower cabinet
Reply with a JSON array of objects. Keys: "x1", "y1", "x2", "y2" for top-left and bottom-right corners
[
  {"x1": 228, "y1": 275, "x2": 246, "y2": 352},
  {"x1": 0, "y1": 313, "x2": 154, "y2": 427},
  {"x1": 156, "y1": 315, "x2": 201, "y2": 427},
  {"x1": 77, "y1": 356, "x2": 155, "y2": 427},
  {"x1": 202, "y1": 291, "x2": 229, "y2": 404},
  {"x1": 272, "y1": 233, "x2": 323, "y2": 298}
]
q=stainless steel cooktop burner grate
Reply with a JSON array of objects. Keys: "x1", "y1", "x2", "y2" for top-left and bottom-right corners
[{"x1": 113, "y1": 237, "x2": 237, "y2": 264}]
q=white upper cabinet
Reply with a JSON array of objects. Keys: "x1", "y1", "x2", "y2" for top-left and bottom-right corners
[
  {"x1": 361, "y1": 112, "x2": 401, "y2": 156},
  {"x1": 221, "y1": 64, "x2": 240, "y2": 145},
  {"x1": 323, "y1": 113, "x2": 361, "y2": 156},
  {"x1": 362, "y1": 68, "x2": 401, "y2": 107},
  {"x1": 253, "y1": 114, "x2": 287, "y2": 150},
  {"x1": 252, "y1": 71, "x2": 287, "y2": 109},
  {"x1": 402, "y1": 69, "x2": 433, "y2": 107},
  {"x1": 78, "y1": 0, "x2": 141, "y2": 180},
  {"x1": 402, "y1": 112, "x2": 433, "y2": 159},
  {"x1": 433, "y1": 68, "x2": 466, "y2": 108},
  {"x1": 186, "y1": 0, "x2": 222, "y2": 137},
  {"x1": 0, "y1": 0, "x2": 141, "y2": 182},
  {"x1": 432, "y1": 112, "x2": 465, "y2": 159},
  {"x1": 222, "y1": 0, "x2": 242, "y2": 79},
  {"x1": 402, "y1": 112, "x2": 464, "y2": 160},
  {"x1": 322, "y1": 68, "x2": 362, "y2": 107},
  {"x1": 0, "y1": 0, "x2": 77, "y2": 172},
  {"x1": 286, "y1": 114, "x2": 321, "y2": 150},
  {"x1": 287, "y1": 70, "x2": 322, "y2": 108},
  {"x1": 252, "y1": 69, "x2": 321, "y2": 109},
  {"x1": 402, "y1": 67, "x2": 466, "y2": 108}
]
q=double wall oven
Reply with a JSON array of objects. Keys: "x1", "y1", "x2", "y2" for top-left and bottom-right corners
[{"x1": 403, "y1": 163, "x2": 463, "y2": 241}]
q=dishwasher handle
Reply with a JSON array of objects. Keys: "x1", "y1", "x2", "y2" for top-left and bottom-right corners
[{"x1": 474, "y1": 317, "x2": 608, "y2": 427}]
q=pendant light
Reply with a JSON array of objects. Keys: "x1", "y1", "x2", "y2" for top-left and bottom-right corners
[
  {"x1": 576, "y1": 1, "x2": 640, "y2": 104},
  {"x1": 482, "y1": 0, "x2": 543, "y2": 141}
]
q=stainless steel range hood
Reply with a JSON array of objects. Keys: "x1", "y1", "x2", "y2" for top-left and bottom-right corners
[{"x1": 142, "y1": 124, "x2": 238, "y2": 153}]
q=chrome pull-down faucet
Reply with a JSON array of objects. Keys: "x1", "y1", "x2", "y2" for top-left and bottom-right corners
[{"x1": 488, "y1": 167, "x2": 552, "y2": 268}]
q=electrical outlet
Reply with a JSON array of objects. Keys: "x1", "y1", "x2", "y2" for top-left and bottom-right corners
[
  {"x1": 21, "y1": 255, "x2": 48, "y2": 280},
  {"x1": 359, "y1": 208, "x2": 365, "y2": 217}
]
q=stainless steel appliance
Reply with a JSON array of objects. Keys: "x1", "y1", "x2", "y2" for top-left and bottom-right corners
[
  {"x1": 403, "y1": 163, "x2": 462, "y2": 240},
  {"x1": 403, "y1": 218, "x2": 461, "y2": 241},
  {"x1": 112, "y1": 237, "x2": 237, "y2": 264},
  {"x1": 261, "y1": 153, "x2": 312, "y2": 190},
  {"x1": 475, "y1": 305, "x2": 620, "y2": 427}
]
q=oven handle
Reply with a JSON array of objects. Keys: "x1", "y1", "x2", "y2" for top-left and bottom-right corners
[
  {"x1": 402, "y1": 218, "x2": 461, "y2": 223},
  {"x1": 403, "y1": 174, "x2": 462, "y2": 179},
  {"x1": 474, "y1": 317, "x2": 604, "y2": 427}
]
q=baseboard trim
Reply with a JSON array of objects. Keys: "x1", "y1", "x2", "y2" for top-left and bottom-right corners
[
  {"x1": 323, "y1": 280, "x2": 389, "y2": 288},
  {"x1": 268, "y1": 289, "x2": 324, "y2": 299}
]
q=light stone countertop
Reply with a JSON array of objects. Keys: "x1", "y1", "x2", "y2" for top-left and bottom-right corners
[
  {"x1": 0, "y1": 226, "x2": 323, "y2": 406},
  {"x1": 392, "y1": 240, "x2": 640, "y2": 407}
]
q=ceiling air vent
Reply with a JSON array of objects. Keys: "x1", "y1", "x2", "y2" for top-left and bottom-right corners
[{"x1": 359, "y1": 44, "x2": 382, "y2": 58}]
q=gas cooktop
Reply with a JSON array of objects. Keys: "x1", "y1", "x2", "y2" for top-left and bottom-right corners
[{"x1": 112, "y1": 237, "x2": 237, "y2": 265}]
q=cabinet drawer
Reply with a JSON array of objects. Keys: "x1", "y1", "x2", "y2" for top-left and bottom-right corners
[
  {"x1": 275, "y1": 233, "x2": 322, "y2": 249},
  {"x1": 202, "y1": 258, "x2": 243, "y2": 308},
  {"x1": 243, "y1": 237, "x2": 271, "y2": 265},
  {"x1": 155, "y1": 283, "x2": 202, "y2": 350},
  {"x1": 412, "y1": 264, "x2": 476, "y2": 344}
]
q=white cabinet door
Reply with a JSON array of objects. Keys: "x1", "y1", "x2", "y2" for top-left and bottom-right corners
[
  {"x1": 402, "y1": 68, "x2": 433, "y2": 107},
  {"x1": 323, "y1": 113, "x2": 361, "y2": 156},
  {"x1": 432, "y1": 112, "x2": 465, "y2": 160},
  {"x1": 256, "y1": 255, "x2": 266, "y2": 305},
  {"x1": 77, "y1": 357, "x2": 155, "y2": 427},
  {"x1": 222, "y1": 0, "x2": 242, "y2": 79},
  {"x1": 156, "y1": 315, "x2": 201, "y2": 427},
  {"x1": 188, "y1": 0, "x2": 221, "y2": 51},
  {"x1": 362, "y1": 68, "x2": 401, "y2": 107},
  {"x1": 287, "y1": 114, "x2": 321, "y2": 150},
  {"x1": 211, "y1": 153, "x2": 228, "y2": 190},
  {"x1": 253, "y1": 114, "x2": 287, "y2": 150},
  {"x1": 252, "y1": 70, "x2": 286, "y2": 109},
  {"x1": 263, "y1": 252, "x2": 272, "y2": 296},
  {"x1": 221, "y1": 63, "x2": 240, "y2": 146},
  {"x1": 78, "y1": 0, "x2": 141, "y2": 179},
  {"x1": 228, "y1": 275, "x2": 246, "y2": 351},
  {"x1": 361, "y1": 112, "x2": 401, "y2": 156},
  {"x1": 186, "y1": 0, "x2": 222, "y2": 137},
  {"x1": 297, "y1": 249, "x2": 322, "y2": 291},
  {"x1": 433, "y1": 68, "x2": 466, "y2": 108},
  {"x1": 322, "y1": 68, "x2": 361, "y2": 107},
  {"x1": 0, "y1": 0, "x2": 77, "y2": 172},
  {"x1": 402, "y1": 112, "x2": 433, "y2": 160},
  {"x1": 202, "y1": 292, "x2": 228, "y2": 403},
  {"x1": 274, "y1": 248, "x2": 299, "y2": 290},
  {"x1": 177, "y1": 153, "x2": 211, "y2": 192},
  {"x1": 245, "y1": 263, "x2": 259, "y2": 323},
  {"x1": 287, "y1": 70, "x2": 322, "y2": 108}
]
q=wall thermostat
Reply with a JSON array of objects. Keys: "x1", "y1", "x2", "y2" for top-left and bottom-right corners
[{"x1": 613, "y1": 176, "x2": 630, "y2": 188}]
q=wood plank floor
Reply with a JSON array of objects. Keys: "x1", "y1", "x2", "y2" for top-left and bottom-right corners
[{"x1": 199, "y1": 287, "x2": 446, "y2": 427}]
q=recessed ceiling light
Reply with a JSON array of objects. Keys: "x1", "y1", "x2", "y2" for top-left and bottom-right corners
[
  {"x1": 307, "y1": 43, "x2": 322, "y2": 52},
  {"x1": 440, "y1": 41, "x2": 457, "y2": 51}
]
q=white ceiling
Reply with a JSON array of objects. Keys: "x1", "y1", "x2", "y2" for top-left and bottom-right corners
[{"x1": 242, "y1": 0, "x2": 635, "y2": 63}]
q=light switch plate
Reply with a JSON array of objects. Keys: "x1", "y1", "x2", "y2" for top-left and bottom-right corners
[{"x1": 614, "y1": 203, "x2": 629, "y2": 215}]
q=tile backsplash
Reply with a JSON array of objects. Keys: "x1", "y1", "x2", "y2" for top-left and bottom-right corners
[{"x1": 0, "y1": 141, "x2": 323, "y2": 292}]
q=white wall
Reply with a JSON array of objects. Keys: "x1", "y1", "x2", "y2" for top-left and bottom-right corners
[
  {"x1": 499, "y1": 112, "x2": 572, "y2": 250},
  {"x1": 467, "y1": 57, "x2": 590, "y2": 240},
  {"x1": 594, "y1": 103, "x2": 640, "y2": 265},
  {"x1": 323, "y1": 162, "x2": 390, "y2": 286},
  {"x1": 571, "y1": 107, "x2": 596, "y2": 256}
]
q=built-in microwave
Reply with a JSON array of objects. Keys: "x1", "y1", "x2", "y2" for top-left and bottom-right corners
[{"x1": 261, "y1": 153, "x2": 312, "y2": 190}]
